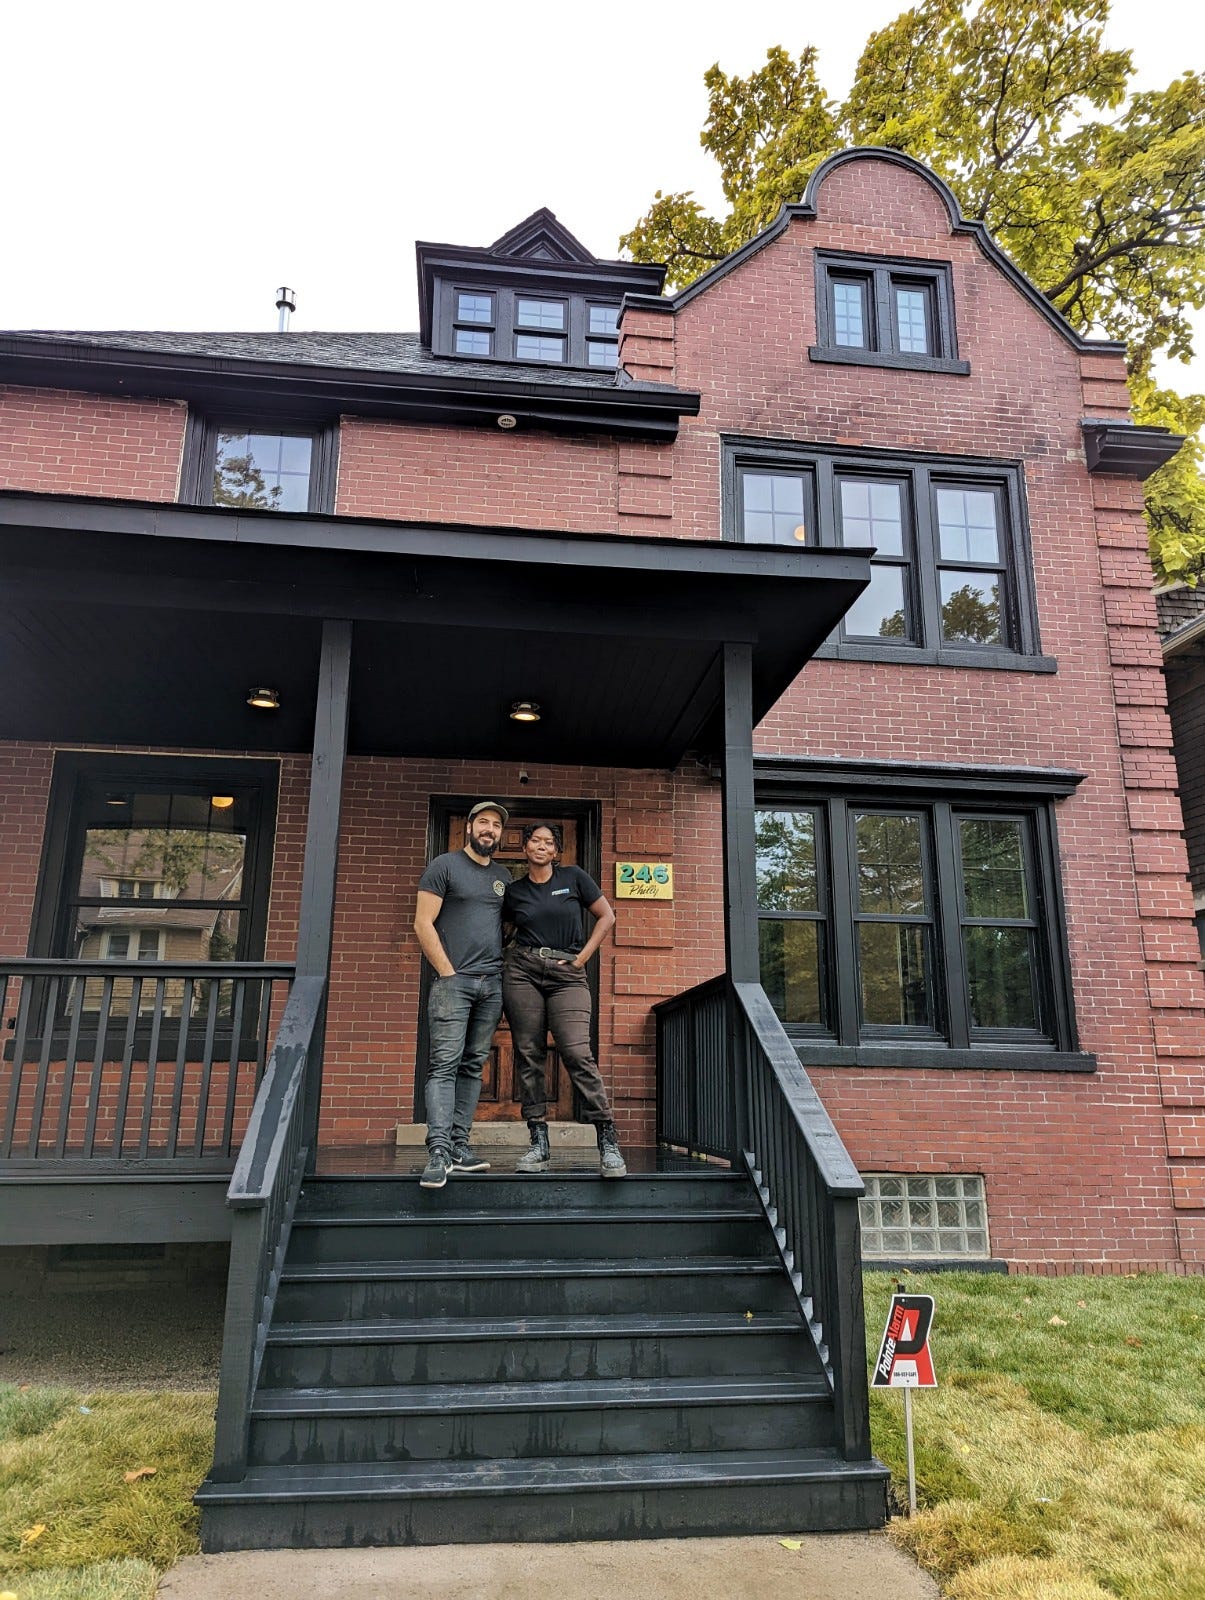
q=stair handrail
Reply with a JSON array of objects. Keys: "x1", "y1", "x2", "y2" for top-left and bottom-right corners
[
  {"x1": 732, "y1": 978, "x2": 871, "y2": 1461},
  {"x1": 210, "y1": 974, "x2": 326, "y2": 1481},
  {"x1": 655, "y1": 973, "x2": 871, "y2": 1462}
]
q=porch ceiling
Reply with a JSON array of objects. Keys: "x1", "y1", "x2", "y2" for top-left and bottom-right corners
[{"x1": 0, "y1": 492, "x2": 870, "y2": 767}]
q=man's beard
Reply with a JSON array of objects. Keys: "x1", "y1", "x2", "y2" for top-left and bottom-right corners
[{"x1": 470, "y1": 832, "x2": 498, "y2": 856}]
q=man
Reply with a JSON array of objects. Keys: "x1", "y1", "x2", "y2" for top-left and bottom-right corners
[{"x1": 413, "y1": 801, "x2": 510, "y2": 1190}]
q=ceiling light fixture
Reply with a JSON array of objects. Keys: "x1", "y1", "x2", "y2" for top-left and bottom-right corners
[
  {"x1": 509, "y1": 700, "x2": 541, "y2": 723},
  {"x1": 246, "y1": 687, "x2": 280, "y2": 710},
  {"x1": 210, "y1": 795, "x2": 236, "y2": 810}
]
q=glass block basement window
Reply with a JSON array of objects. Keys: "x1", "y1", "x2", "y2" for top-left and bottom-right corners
[{"x1": 860, "y1": 1174, "x2": 989, "y2": 1258}]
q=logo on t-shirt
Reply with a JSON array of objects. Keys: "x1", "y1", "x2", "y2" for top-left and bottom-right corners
[
  {"x1": 493, "y1": 880, "x2": 507, "y2": 896},
  {"x1": 551, "y1": 888, "x2": 570, "y2": 896}
]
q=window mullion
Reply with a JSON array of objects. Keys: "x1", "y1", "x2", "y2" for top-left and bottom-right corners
[
  {"x1": 815, "y1": 456, "x2": 836, "y2": 548},
  {"x1": 912, "y1": 467, "x2": 941, "y2": 648},
  {"x1": 828, "y1": 798, "x2": 859, "y2": 1044},
  {"x1": 872, "y1": 270, "x2": 892, "y2": 353},
  {"x1": 934, "y1": 802, "x2": 970, "y2": 1048}
]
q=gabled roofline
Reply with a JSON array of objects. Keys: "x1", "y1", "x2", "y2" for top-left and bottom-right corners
[
  {"x1": 489, "y1": 208, "x2": 597, "y2": 262},
  {"x1": 622, "y1": 147, "x2": 1127, "y2": 358}
]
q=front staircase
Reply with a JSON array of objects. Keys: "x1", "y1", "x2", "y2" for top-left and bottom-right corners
[{"x1": 196, "y1": 1161, "x2": 888, "y2": 1548}]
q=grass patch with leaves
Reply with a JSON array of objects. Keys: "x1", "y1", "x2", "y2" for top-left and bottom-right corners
[
  {"x1": 864, "y1": 1271, "x2": 1205, "y2": 1600},
  {"x1": 0, "y1": 1385, "x2": 215, "y2": 1590}
]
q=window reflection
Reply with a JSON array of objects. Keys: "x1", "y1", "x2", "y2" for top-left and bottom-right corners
[
  {"x1": 74, "y1": 792, "x2": 249, "y2": 994},
  {"x1": 213, "y1": 431, "x2": 312, "y2": 513}
]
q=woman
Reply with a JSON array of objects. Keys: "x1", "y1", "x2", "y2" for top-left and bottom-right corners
[{"x1": 502, "y1": 821, "x2": 625, "y2": 1177}]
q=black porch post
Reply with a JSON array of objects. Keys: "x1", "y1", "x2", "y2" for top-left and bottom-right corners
[
  {"x1": 721, "y1": 642, "x2": 757, "y2": 1161},
  {"x1": 297, "y1": 619, "x2": 352, "y2": 1164}
]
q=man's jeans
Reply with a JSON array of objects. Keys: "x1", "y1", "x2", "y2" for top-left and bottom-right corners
[{"x1": 424, "y1": 972, "x2": 503, "y2": 1153}]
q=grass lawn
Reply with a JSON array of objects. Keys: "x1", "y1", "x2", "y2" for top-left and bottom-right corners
[
  {"x1": 0, "y1": 1386, "x2": 214, "y2": 1600},
  {"x1": 864, "y1": 1271, "x2": 1205, "y2": 1599},
  {"x1": 1, "y1": 1272, "x2": 1203, "y2": 1598}
]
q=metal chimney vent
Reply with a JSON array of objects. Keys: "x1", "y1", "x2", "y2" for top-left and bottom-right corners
[{"x1": 275, "y1": 287, "x2": 296, "y2": 332}]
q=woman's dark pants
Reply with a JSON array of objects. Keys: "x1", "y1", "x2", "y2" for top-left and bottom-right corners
[{"x1": 502, "y1": 948, "x2": 612, "y2": 1123}]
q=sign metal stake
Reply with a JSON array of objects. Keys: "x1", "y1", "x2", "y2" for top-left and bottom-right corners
[{"x1": 872, "y1": 1291, "x2": 937, "y2": 1519}]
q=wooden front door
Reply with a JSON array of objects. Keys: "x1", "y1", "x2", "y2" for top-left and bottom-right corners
[{"x1": 447, "y1": 811, "x2": 581, "y2": 1122}]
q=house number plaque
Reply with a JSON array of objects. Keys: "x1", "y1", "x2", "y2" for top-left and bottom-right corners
[{"x1": 614, "y1": 862, "x2": 673, "y2": 900}]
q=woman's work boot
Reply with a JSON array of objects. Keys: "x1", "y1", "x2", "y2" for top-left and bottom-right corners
[
  {"x1": 597, "y1": 1120, "x2": 627, "y2": 1179},
  {"x1": 516, "y1": 1119, "x2": 551, "y2": 1172}
]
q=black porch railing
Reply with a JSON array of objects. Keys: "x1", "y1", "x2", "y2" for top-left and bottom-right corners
[
  {"x1": 655, "y1": 975, "x2": 871, "y2": 1461},
  {"x1": 0, "y1": 959, "x2": 295, "y2": 1166},
  {"x1": 210, "y1": 974, "x2": 325, "y2": 1481}
]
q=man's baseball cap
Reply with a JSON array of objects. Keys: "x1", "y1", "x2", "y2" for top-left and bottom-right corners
[{"x1": 468, "y1": 800, "x2": 509, "y2": 823}]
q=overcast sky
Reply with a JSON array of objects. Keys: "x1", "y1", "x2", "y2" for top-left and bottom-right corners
[{"x1": 1, "y1": 0, "x2": 1201, "y2": 388}]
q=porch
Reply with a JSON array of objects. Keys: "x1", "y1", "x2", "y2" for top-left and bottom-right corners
[{"x1": 0, "y1": 487, "x2": 884, "y2": 1540}]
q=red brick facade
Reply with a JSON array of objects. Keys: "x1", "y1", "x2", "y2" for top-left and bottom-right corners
[{"x1": 2, "y1": 151, "x2": 1201, "y2": 1269}]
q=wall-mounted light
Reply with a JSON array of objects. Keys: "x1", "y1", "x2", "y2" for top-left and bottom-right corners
[
  {"x1": 497, "y1": 414, "x2": 518, "y2": 430},
  {"x1": 210, "y1": 795, "x2": 236, "y2": 810},
  {"x1": 246, "y1": 687, "x2": 280, "y2": 710},
  {"x1": 509, "y1": 701, "x2": 541, "y2": 723}
]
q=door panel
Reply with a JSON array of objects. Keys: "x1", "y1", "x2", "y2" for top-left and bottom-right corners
[{"x1": 448, "y1": 813, "x2": 580, "y2": 1122}]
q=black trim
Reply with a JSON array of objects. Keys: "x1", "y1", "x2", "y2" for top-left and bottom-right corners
[
  {"x1": 180, "y1": 414, "x2": 338, "y2": 514},
  {"x1": 753, "y1": 763, "x2": 1086, "y2": 1066},
  {"x1": 811, "y1": 250, "x2": 968, "y2": 374},
  {"x1": 0, "y1": 337, "x2": 698, "y2": 443},
  {"x1": 754, "y1": 757, "x2": 1086, "y2": 799},
  {"x1": 1082, "y1": 420, "x2": 1186, "y2": 480},
  {"x1": 724, "y1": 436, "x2": 1050, "y2": 669},
  {"x1": 30, "y1": 753, "x2": 279, "y2": 965}
]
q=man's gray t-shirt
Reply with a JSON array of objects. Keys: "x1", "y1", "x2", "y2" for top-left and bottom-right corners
[{"x1": 418, "y1": 850, "x2": 508, "y2": 977}]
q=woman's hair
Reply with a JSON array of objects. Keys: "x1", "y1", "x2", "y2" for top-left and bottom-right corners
[{"x1": 521, "y1": 820, "x2": 563, "y2": 852}]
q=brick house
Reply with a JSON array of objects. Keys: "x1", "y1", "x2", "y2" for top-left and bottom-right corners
[{"x1": 0, "y1": 148, "x2": 1199, "y2": 1545}]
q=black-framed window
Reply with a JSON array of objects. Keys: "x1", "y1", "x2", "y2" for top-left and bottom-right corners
[
  {"x1": 31, "y1": 755, "x2": 279, "y2": 992},
  {"x1": 726, "y1": 438, "x2": 1050, "y2": 670},
  {"x1": 436, "y1": 281, "x2": 621, "y2": 370},
  {"x1": 812, "y1": 251, "x2": 968, "y2": 374},
  {"x1": 181, "y1": 416, "x2": 338, "y2": 513},
  {"x1": 753, "y1": 769, "x2": 1086, "y2": 1068},
  {"x1": 453, "y1": 289, "x2": 495, "y2": 356},
  {"x1": 586, "y1": 303, "x2": 620, "y2": 368}
]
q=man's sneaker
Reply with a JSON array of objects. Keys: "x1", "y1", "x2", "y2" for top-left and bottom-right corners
[
  {"x1": 419, "y1": 1148, "x2": 451, "y2": 1189},
  {"x1": 597, "y1": 1120, "x2": 627, "y2": 1179},
  {"x1": 449, "y1": 1142, "x2": 490, "y2": 1173},
  {"x1": 515, "y1": 1119, "x2": 551, "y2": 1173}
]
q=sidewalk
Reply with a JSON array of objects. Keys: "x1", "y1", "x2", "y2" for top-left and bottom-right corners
[{"x1": 159, "y1": 1532, "x2": 939, "y2": 1600}]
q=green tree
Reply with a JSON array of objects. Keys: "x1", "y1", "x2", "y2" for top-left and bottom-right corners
[{"x1": 621, "y1": 1, "x2": 1205, "y2": 582}]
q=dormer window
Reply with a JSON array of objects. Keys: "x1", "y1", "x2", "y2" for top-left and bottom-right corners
[
  {"x1": 514, "y1": 298, "x2": 567, "y2": 362},
  {"x1": 453, "y1": 291, "x2": 495, "y2": 356},
  {"x1": 587, "y1": 304, "x2": 620, "y2": 368},
  {"x1": 418, "y1": 208, "x2": 666, "y2": 375}
]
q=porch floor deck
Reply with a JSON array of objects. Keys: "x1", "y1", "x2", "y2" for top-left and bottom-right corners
[{"x1": 313, "y1": 1143, "x2": 727, "y2": 1178}]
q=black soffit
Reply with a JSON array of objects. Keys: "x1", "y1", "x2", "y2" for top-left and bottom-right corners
[{"x1": 0, "y1": 492, "x2": 871, "y2": 767}]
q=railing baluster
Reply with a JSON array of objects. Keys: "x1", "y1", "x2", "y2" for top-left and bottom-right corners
[
  {"x1": 194, "y1": 977, "x2": 222, "y2": 1157},
  {"x1": 82, "y1": 976, "x2": 114, "y2": 1159},
  {"x1": 654, "y1": 974, "x2": 871, "y2": 1464},
  {"x1": 0, "y1": 961, "x2": 296, "y2": 1170},
  {"x1": 2, "y1": 977, "x2": 34, "y2": 1158},
  {"x1": 112, "y1": 975, "x2": 143, "y2": 1157},
  {"x1": 26, "y1": 976, "x2": 61, "y2": 1158},
  {"x1": 54, "y1": 976, "x2": 86, "y2": 1158},
  {"x1": 138, "y1": 978, "x2": 167, "y2": 1159},
  {"x1": 168, "y1": 978, "x2": 195, "y2": 1159},
  {"x1": 221, "y1": 979, "x2": 249, "y2": 1159}
]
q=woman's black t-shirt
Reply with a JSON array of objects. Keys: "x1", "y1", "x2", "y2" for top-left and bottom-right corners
[{"x1": 504, "y1": 865, "x2": 602, "y2": 954}]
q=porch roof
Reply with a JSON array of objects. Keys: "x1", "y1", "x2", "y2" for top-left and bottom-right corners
[{"x1": 0, "y1": 490, "x2": 870, "y2": 767}]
